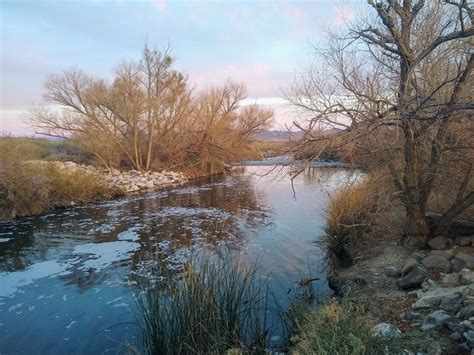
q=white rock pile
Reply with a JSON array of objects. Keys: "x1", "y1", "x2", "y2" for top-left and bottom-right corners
[{"x1": 36, "y1": 161, "x2": 188, "y2": 194}]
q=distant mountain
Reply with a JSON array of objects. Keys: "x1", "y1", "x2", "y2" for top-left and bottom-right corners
[{"x1": 249, "y1": 130, "x2": 305, "y2": 141}]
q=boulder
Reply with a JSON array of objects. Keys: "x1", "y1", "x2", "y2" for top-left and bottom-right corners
[
  {"x1": 422, "y1": 255, "x2": 452, "y2": 273},
  {"x1": 442, "y1": 273, "x2": 461, "y2": 288},
  {"x1": 413, "y1": 294, "x2": 442, "y2": 309},
  {"x1": 457, "y1": 236, "x2": 473, "y2": 247},
  {"x1": 445, "y1": 317, "x2": 463, "y2": 333},
  {"x1": 421, "y1": 310, "x2": 450, "y2": 331},
  {"x1": 452, "y1": 253, "x2": 474, "y2": 273},
  {"x1": 427, "y1": 341, "x2": 442, "y2": 355},
  {"x1": 464, "y1": 330, "x2": 474, "y2": 347},
  {"x1": 399, "y1": 266, "x2": 429, "y2": 289},
  {"x1": 371, "y1": 323, "x2": 402, "y2": 338},
  {"x1": 428, "y1": 236, "x2": 448, "y2": 250},
  {"x1": 461, "y1": 269, "x2": 474, "y2": 285},
  {"x1": 440, "y1": 292, "x2": 462, "y2": 311},
  {"x1": 401, "y1": 258, "x2": 419, "y2": 276},
  {"x1": 429, "y1": 250, "x2": 455, "y2": 260},
  {"x1": 384, "y1": 266, "x2": 400, "y2": 277},
  {"x1": 145, "y1": 180, "x2": 154, "y2": 189},
  {"x1": 458, "y1": 305, "x2": 474, "y2": 320}
]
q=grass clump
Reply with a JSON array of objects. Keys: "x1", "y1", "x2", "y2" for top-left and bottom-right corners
[
  {"x1": 136, "y1": 255, "x2": 277, "y2": 355},
  {"x1": 292, "y1": 298, "x2": 390, "y2": 355},
  {"x1": 324, "y1": 170, "x2": 400, "y2": 267}
]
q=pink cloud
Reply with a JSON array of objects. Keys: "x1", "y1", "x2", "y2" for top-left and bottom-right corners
[{"x1": 189, "y1": 62, "x2": 288, "y2": 98}]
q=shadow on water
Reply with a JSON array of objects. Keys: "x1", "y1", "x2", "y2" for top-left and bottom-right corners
[{"x1": 0, "y1": 165, "x2": 352, "y2": 353}]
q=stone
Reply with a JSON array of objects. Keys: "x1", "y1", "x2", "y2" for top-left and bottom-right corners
[
  {"x1": 421, "y1": 310, "x2": 450, "y2": 331},
  {"x1": 371, "y1": 323, "x2": 402, "y2": 338},
  {"x1": 440, "y1": 292, "x2": 462, "y2": 311},
  {"x1": 429, "y1": 250, "x2": 455, "y2": 260},
  {"x1": 421, "y1": 278, "x2": 438, "y2": 291},
  {"x1": 461, "y1": 269, "x2": 474, "y2": 285},
  {"x1": 442, "y1": 273, "x2": 461, "y2": 288},
  {"x1": 428, "y1": 236, "x2": 448, "y2": 250},
  {"x1": 413, "y1": 295, "x2": 443, "y2": 309},
  {"x1": 145, "y1": 180, "x2": 154, "y2": 189},
  {"x1": 450, "y1": 332, "x2": 462, "y2": 341},
  {"x1": 445, "y1": 317, "x2": 463, "y2": 333},
  {"x1": 401, "y1": 311, "x2": 420, "y2": 322},
  {"x1": 410, "y1": 251, "x2": 426, "y2": 262},
  {"x1": 457, "y1": 236, "x2": 473, "y2": 247},
  {"x1": 384, "y1": 266, "x2": 400, "y2": 277},
  {"x1": 422, "y1": 255, "x2": 452, "y2": 273},
  {"x1": 452, "y1": 253, "x2": 474, "y2": 273},
  {"x1": 401, "y1": 258, "x2": 420, "y2": 276},
  {"x1": 458, "y1": 305, "x2": 474, "y2": 320},
  {"x1": 458, "y1": 342, "x2": 470, "y2": 353},
  {"x1": 464, "y1": 330, "x2": 474, "y2": 347},
  {"x1": 399, "y1": 266, "x2": 429, "y2": 289},
  {"x1": 427, "y1": 341, "x2": 442, "y2": 355}
]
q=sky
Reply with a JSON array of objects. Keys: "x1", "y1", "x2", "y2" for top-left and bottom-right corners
[{"x1": 0, "y1": 0, "x2": 357, "y2": 135}]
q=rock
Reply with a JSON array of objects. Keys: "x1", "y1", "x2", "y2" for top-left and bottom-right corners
[
  {"x1": 457, "y1": 236, "x2": 473, "y2": 247},
  {"x1": 450, "y1": 331, "x2": 462, "y2": 341},
  {"x1": 458, "y1": 305, "x2": 474, "y2": 320},
  {"x1": 422, "y1": 255, "x2": 452, "y2": 273},
  {"x1": 411, "y1": 251, "x2": 427, "y2": 262},
  {"x1": 464, "y1": 330, "x2": 474, "y2": 347},
  {"x1": 458, "y1": 342, "x2": 470, "y2": 353},
  {"x1": 145, "y1": 180, "x2": 154, "y2": 189},
  {"x1": 445, "y1": 317, "x2": 463, "y2": 333},
  {"x1": 384, "y1": 266, "x2": 400, "y2": 277},
  {"x1": 421, "y1": 278, "x2": 438, "y2": 291},
  {"x1": 421, "y1": 310, "x2": 450, "y2": 331},
  {"x1": 401, "y1": 258, "x2": 420, "y2": 276},
  {"x1": 440, "y1": 292, "x2": 462, "y2": 311},
  {"x1": 401, "y1": 311, "x2": 420, "y2": 322},
  {"x1": 413, "y1": 294, "x2": 443, "y2": 309},
  {"x1": 371, "y1": 323, "x2": 402, "y2": 338},
  {"x1": 461, "y1": 269, "x2": 474, "y2": 285},
  {"x1": 428, "y1": 236, "x2": 448, "y2": 250},
  {"x1": 452, "y1": 252, "x2": 474, "y2": 273},
  {"x1": 442, "y1": 273, "x2": 461, "y2": 288},
  {"x1": 427, "y1": 341, "x2": 442, "y2": 355},
  {"x1": 429, "y1": 250, "x2": 455, "y2": 260},
  {"x1": 399, "y1": 266, "x2": 429, "y2": 289}
]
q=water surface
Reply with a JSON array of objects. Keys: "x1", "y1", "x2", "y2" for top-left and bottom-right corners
[{"x1": 0, "y1": 165, "x2": 350, "y2": 353}]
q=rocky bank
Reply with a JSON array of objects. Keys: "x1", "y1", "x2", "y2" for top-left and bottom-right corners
[
  {"x1": 328, "y1": 233, "x2": 474, "y2": 354},
  {"x1": 46, "y1": 161, "x2": 189, "y2": 194}
]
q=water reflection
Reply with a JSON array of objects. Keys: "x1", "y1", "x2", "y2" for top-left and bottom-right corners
[{"x1": 0, "y1": 165, "x2": 352, "y2": 353}]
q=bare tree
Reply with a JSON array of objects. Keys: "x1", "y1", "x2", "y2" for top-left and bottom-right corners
[
  {"x1": 30, "y1": 46, "x2": 273, "y2": 173},
  {"x1": 287, "y1": 0, "x2": 473, "y2": 246}
]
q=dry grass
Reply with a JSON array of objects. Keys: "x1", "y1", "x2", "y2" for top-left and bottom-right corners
[
  {"x1": 0, "y1": 160, "x2": 115, "y2": 219},
  {"x1": 291, "y1": 298, "x2": 390, "y2": 355},
  {"x1": 324, "y1": 170, "x2": 403, "y2": 266}
]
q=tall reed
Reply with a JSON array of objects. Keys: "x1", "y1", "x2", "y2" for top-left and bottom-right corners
[{"x1": 136, "y1": 254, "x2": 278, "y2": 354}]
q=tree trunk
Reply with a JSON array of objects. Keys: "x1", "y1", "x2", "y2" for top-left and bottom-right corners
[{"x1": 404, "y1": 203, "x2": 430, "y2": 248}]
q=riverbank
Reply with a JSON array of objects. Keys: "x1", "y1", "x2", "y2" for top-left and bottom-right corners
[
  {"x1": 327, "y1": 232, "x2": 474, "y2": 354},
  {"x1": 0, "y1": 159, "x2": 225, "y2": 221}
]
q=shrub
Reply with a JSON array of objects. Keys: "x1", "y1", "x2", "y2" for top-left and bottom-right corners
[
  {"x1": 324, "y1": 170, "x2": 402, "y2": 267},
  {"x1": 136, "y1": 254, "x2": 277, "y2": 355},
  {"x1": 292, "y1": 298, "x2": 389, "y2": 355},
  {"x1": 0, "y1": 160, "x2": 115, "y2": 219}
]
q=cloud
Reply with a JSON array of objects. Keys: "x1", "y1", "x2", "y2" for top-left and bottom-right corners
[{"x1": 189, "y1": 62, "x2": 288, "y2": 98}]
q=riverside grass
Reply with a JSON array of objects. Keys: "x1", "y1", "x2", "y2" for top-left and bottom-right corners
[
  {"x1": 292, "y1": 298, "x2": 390, "y2": 355},
  {"x1": 135, "y1": 254, "x2": 286, "y2": 355}
]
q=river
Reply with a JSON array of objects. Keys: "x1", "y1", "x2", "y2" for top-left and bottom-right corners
[{"x1": 0, "y1": 164, "x2": 351, "y2": 353}]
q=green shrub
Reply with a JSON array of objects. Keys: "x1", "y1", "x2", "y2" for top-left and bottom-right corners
[
  {"x1": 136, "y1": 255, "x2": 276, "y2": 355},
  {"x1": 292, "y1": 298, "x2": 389, "y2": 355}
]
